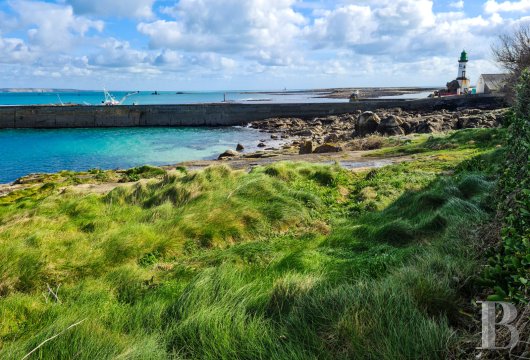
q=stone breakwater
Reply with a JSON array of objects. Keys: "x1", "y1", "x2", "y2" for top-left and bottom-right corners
[{"x1": 0, "y1": 95, "x2": 505, "y2": 129}]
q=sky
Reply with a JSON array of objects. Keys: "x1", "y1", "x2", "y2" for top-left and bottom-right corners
[{"x1": 0, "y1": 0, "x2": 528, "y2": 91}]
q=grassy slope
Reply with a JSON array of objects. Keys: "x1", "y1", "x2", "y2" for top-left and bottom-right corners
[{"x1": 0, "y1": 129, "x2": 505, "y2": 359}]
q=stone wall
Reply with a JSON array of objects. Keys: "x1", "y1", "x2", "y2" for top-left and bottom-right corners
[{"x1": 0, "y1": 95, "x2": 506, "y2": 129}]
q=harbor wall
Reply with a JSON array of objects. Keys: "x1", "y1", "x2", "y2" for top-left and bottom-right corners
[{"x1": 0, "y1": 95, "x2": 506, "y2": 129}]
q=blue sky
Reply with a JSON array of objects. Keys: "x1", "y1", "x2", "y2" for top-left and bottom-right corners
[{"x1": 0, "y1": 0, "x2": 528, "y2": 90}]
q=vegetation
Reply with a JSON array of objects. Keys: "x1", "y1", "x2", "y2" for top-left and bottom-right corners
[
  {"x1": 0, "y1": 128, "x2": 505, "y2": 358},
  {"x1": 493, "y1": 24, "x2": 530, "y2": 96},
  {"x1": 482, "y1": 70, "x2": 530, "y2": 302}
]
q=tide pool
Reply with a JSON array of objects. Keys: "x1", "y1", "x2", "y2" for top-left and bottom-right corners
[{"x1": 0, "y1": 127, "x2": 269, "y2": 183}]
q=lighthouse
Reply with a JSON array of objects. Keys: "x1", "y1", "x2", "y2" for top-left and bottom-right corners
[{"x1": 456, "y1": 50, "x2": 470, "y2": 94}]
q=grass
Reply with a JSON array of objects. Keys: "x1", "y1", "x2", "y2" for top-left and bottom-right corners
[{"x1": 0, "y1": 128, "x2": 504, "y2": 359}]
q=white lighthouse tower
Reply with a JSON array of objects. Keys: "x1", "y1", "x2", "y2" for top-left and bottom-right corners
[{"x1": 456, "y1": 50, "x2": 470, "y2": 94}]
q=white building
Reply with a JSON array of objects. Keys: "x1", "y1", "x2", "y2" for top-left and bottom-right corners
[{"x1": 476, "y1": 74, "x2": 509, "y2": 94}]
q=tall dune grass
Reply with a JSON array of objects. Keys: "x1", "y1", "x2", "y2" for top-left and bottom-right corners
[{"x1": 0, "y1": 129, "x2": 503, "y2": 359}]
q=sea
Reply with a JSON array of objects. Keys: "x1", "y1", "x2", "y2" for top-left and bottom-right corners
[
  {"x1": 0, "y1": 90, "x2": 346, "y2": 183},
  {"x1": 0, "y1": 89, "x2": 429, "y2": 183},
  {"x1": 0, "y1": 90, "x2": 346, "y2": 106},
  {"x1": 0, "y1": 126, "x2": 278, "y2": 183}
]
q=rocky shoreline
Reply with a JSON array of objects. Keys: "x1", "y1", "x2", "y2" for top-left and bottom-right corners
[{"x1": 215, "y1": 107, "x2": 507, "y2": 160}]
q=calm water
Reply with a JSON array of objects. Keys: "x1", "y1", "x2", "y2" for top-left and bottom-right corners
[
  {"x1": 0, "y1": 90, "x2": 346, "y2": 106},
  {"x1": 0, "y1": 127, "x2": 272, "y2": 183}
]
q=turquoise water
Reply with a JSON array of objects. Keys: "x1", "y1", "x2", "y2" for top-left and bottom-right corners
[
  {"x1": 0, "y1": 90, "x2": 346, "y2": 106},
  {"x1": 0, "y1": 127, "x2": 270, "y2": 183}
]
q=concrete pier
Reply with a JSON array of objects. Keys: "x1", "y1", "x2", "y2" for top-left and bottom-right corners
[{"x1": 0, "y1": 95, "x2": 505, "y2": 129}]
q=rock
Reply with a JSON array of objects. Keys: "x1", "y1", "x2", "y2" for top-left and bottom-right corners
[
  {"x1": 416, "y1": 120, "x2": 443, "y2": 133},
  {"x1": 271, "y1": 134, "x2": 279, "y2": 140},
  {"x1": 236, "y1": 143, "x2": 245, "y2": 151},
  {"x1": 313, "y1": 143, "x2": 343, "y2": 153},
  {"x1": 293, "y1": 129, "x2": 313, "y2": 137},
  {"x1": 355, "y1": 111, "x2": 381, "y2": 136},
  {"x1": 401, "y1": 118, "x2": 418, "y2": 134},
  {"x1": 349, "y1": 90, "x2": 360, "y2": 102},
  {"x1": 218, "y1": 149, "x2": 239, "y2": 159},
  {"x1": 377, "y1": 115, "x2": 404, "y2": 136},
  {"x1": 257, "y1": 142, "x2": 266, "y2": 148},
  {"x1": 324, "y1": 133, "x2": 340, "y2": 142},
  {"x1": 299, "y1": 140, "x2": 314, "y2": 154}
]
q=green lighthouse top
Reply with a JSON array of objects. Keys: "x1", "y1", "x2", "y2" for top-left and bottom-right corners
[{"x1": 459, "y1": 50, "x2": 468, "y2": 62}]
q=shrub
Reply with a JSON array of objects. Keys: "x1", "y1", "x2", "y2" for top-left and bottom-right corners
[{"x1": 482, "y1": 69, "x2": 530, "y2": 302}]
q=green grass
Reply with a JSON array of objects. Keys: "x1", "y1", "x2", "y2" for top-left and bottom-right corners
[{"x1": 0, "y1": 128, "x2": 503, "y2": 359}]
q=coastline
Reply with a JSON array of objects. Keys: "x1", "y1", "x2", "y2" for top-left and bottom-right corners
[{"x1": 0, "y1": 102, "x2": 507, "y2": 192}]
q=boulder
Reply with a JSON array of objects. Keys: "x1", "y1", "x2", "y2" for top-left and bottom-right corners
[
  {"x1": 257, "y1": 142, "x2": 266, "y2": 147},
  {"x1": 218, "y1": 149, "x2": 239, "y2": 159},
  {"x1": 416, "y1": 120, "x2": 443, "y2": 133},
  {"x1": 236, "y1": 143, "x2": 245, "y2": 151},
  {"x1": 400, "y1": 118, "x2": 418, "y2": 134},
  {"x1": 313, "y1": 143, "x2": 343, "y2": 153},
  {"x1": 299, "y1": 140, "x2": 314, "y2": 154},
  {"x1": 324, "y1": 133, "x2": 340, "y2": 142},
  {"x1": 377, "y1": 115, "x2": 404, "y2": 136},
  {"x1": 355, "y1": 111, "x2": 381, "y2": 136}
]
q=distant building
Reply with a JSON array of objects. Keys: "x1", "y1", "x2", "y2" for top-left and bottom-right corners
[
  {"x1": 456, "y1": 50, "x2": 470, "y2": 94},
  {"x1": 476, "y1": 74, "x2": 509, "y2": 94}
]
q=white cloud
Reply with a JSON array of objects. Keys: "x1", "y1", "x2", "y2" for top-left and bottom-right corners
[
  {"x1": 304, "y1": 0, "x2": 437, "y2": 53},
  {"x1": 302, "y1": 0, "x2": 507, "y2": 63},
  {"x1": 64, "y1": 0, "x2": 155, "y2": 19},
  {"x1": 138, "y1": 0, "x2": 306, "y2": 65},
  {"x1": 10, "y1": 0, "x2": 103, "y2": 51},
  {"x1": 89, "y1": 38, "x2": 150, "y2": 67},
  {"x1": 305, "y1": 5, "x2": 376, "y2": 48},
  {"x1": 0, "y1": 36, "x2": 35, "y2": 64},
  {"x1": 485, "y1": 0, "x2": 530, "y2": 13},
  {"x1": 449, "y1": 0, "x2": 465, "y2": 9}
]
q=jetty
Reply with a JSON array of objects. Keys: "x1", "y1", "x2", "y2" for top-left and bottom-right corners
[{"x1": 0, "y1": 95, "x2": 505, "y2": 129}]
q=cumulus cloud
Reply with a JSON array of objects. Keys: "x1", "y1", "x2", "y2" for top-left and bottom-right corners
[
  {"x1": 484, "y1": 0, "x2": 530, "y2": 13},
  {"x1": 0, "y1": 36, "x2": 35, "y2": 64},
  {"x1": 89, "y1": 38, "x2": 151, "y2": 67},
  {"x1": 138, "y1": 0, "x2": 306, "y2": 65},
  {"x1": 304, "y1": 0, "x2": 438, "y2": 54},
  {"x1": 303, "y1": 0, "x2": 507, "y2": 62},
  {"x1": 306, "y1": 5, "x2": 376, "y2": 48},
  {"x1": 64, "y1": 0, "x2": 155, "y2": 19},
  {"x1": 10, "y1": 0, "x2": 103, "y2": 51}
]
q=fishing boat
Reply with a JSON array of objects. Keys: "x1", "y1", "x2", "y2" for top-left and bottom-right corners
[{"x1": 102, "y1": 89, "x2": 139, "y2": 105}]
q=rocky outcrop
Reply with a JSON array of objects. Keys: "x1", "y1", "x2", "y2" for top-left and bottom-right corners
[
  {"x1": 218, "y1": 149, "x2": 239, "y2": 159},
  {"x1": 378, "y1": 115, "x2": 404, "y2": 136},
  {"x1": 355, "y1": 111, "x2": 381, "y2": 137},
  {"x1": 249, "y1": 108, "x2": 507, "y2": 143},
  {"x1": 299, "y1": 140, "x2": 314, "y2": 154},
  {"x1": 236, "y1": 143, "x2": 245, "y2": 151},
  {"x1": 313, "y1": 143, "x2": 343, "y2": 153}
]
